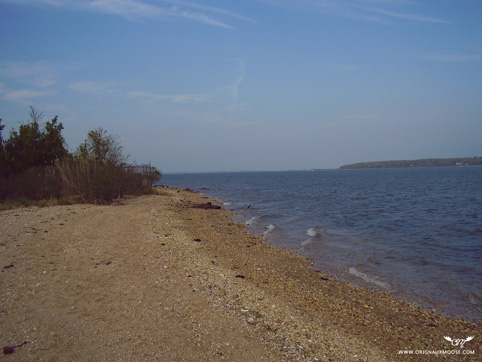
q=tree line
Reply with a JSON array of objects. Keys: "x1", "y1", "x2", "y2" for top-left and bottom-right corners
[
  {"x1": 0, "y1": 107, "x2": 161, "y2": 205},
  {"x1": 339, "y1": 157, "x2": 482, "y2": 169}
]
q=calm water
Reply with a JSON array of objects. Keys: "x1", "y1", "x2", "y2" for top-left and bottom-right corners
[{"x1": 161, "y1": 167, "x2": 482, "y2": 322}]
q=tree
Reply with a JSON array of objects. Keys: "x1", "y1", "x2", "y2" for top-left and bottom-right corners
[
  {"x1": 0, "y1": 119, "x2": 4, "y2": 150},
  {"x1": 42, "y1": 115, "x2": 68, "y2": 164},
  {"x1": 1, "y1": 109, "x2": 162, "y2": 203},
  {"x1": 0, "y1": 119, "x2": 5, "y2": 155},
  {"x1": 3, "y1": 106, "x2": 68, "y2": 174},
  {"x1": 77, "y1": 128, "x2": 125, "y2": 166},
  {"x1": 58, "y1": 127, "x2": 147, "y2": 203},
  {"x1": 143, "y1": 167, "x2": 162, "y2": 188},
  {"x1": 0, "y1": 119, "x2": 6, "y2": 178}
]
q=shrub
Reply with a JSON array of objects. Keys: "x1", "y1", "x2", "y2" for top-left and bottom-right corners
[{"x1": 1, "y1": 109, "x2": 161, "y2": 205}]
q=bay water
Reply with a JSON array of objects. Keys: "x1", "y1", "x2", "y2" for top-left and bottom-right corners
[{"x1": 161, "y1": 167, "x2": 482, "y2": 322}]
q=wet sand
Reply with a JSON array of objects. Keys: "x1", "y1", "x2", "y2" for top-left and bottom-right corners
[{"x1": 1, "y1": 187, "x2": 480, "y2": 361}]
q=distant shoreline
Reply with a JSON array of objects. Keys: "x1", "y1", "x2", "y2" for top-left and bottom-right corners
[{"x1": 339, "y1": 157, "x2": 482, "y2": 169}]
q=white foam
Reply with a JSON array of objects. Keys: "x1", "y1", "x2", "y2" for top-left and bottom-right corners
[
  {"x1": 348, "y1": 267, "x2": 389, "y2": 289},
  {"x1": 301, "y1": 239, "x2": 313, "y2": 246},
  {"x1": 307, "y1": 226, "x2": 325, "y2": 238},
  {"x1": 245, "y1": 216, "x2": 259, "y2": 226},
  {"x1": 263, "y1": 224, "x2": 276, "y2": 237},
  {"x1": 306, "y1": 227, "x2": 318, "y2": 237}
]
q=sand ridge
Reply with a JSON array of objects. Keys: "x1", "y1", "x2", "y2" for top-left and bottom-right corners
[{"x1": 1, "y1": 188, "x2": 480, "y2": 361}]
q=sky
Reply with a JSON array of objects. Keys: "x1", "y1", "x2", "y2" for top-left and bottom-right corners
[{"x1": 1, "y1": 0, "x2": 481, "y2": 173}]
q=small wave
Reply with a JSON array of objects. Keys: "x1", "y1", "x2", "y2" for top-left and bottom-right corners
[
  {"x1": 306, "y1": 226, "x2": 325, "y2": 238},
  {"x1": 303, "y1": 226, "x2": 326, "y2": 246},
  {"x1": 263, "y1": 224, "x2": 276, "y2": 237},
  {"x1": 468, "y1": 292, "x2": 482, "y2": 306},
  {"x1": 307, "y1": 227, "x2": 317, "y2": 237},
  {"x1": 223, "y1": 201, "x2": 233, "y2": 206},
  {"x1": 245, "y1": 216, "x2": 259, "y2": 226},
  {"x1": 348, "y1": 267, "x2": 389, "y2": 289}
]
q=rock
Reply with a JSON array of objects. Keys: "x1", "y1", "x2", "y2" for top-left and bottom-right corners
[
  {"x1": 191, "y1": 202, "x2": 221, "y2": 210},
  {"x1": 3, "y1": 346, "x2": 15, "y2": 354}
]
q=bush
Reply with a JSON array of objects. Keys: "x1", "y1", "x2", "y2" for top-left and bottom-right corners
[
  {"x1": 55, "y1": 156, "x2": 159, "y2": 204},
  {"x1": 1, "y1": 110, "x2": 161, "y2": 205},
  {"x1": 1, "y1": 107, "x2": 67, "y2": 175},
  {"x1": 0, "y1": 166, "x2": 61, "y2": 201}
]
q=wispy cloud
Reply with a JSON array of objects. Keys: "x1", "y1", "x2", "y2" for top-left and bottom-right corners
[
  {"x1": 87, "y1": 0, "x2": 162, "y2": 18},
  {"x1": 252, "y1": 0, "x2": 450, "y2": 25},
  {"x1": 0, "y1": 61, "x2": 59, "y2": 88},
  {"x1": 69, "y1": 80, "x2": 124, "y2": 94},
  {"x1": 362, "y1": 7, "x2": 451, "y2": 24},
  {"x1": 159, "y1": 0, "x2": 255, "y2": 23},
  {"x1": 131, "y1": 61, "x2": 247, "y2": 105},
  {"x1": 1, "y1": 0, "x2": 252, "y2": 29},
  {"x1": 165, "y1": 7, "x2": 233, "y2": 29},
  {"x1": 0, "y1": 60, "x2": 65, "y2": 103},
  {"x1": 231, "y1": 70, "x2": 246, "y2": 100},
  {"x1": 222, "y1": 60, "x2": 246, "y2": 100},
  {"x1": 129, "y1": 90, "x2": 211, "y2": 103},
  {"x1": 1, "y1": 0, "x2": 159, "y2": 18},
  {"x1": 3, "y1": 89, "x2": 57, "y2": 103}
]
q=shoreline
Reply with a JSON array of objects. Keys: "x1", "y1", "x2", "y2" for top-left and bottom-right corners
[
  {"x1": 200, "y1": 193, "x2": 480, "y2": 325},
  {"x1": 1, "y1": 187, "x2": 480, "y2": 361}
]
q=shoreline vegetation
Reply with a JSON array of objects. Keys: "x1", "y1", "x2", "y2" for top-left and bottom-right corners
[
  {"x1": 1, "y1": 187, "x2": 480, "y2": 361},
  {"x1": 339, "y1": 157, "x2": 482, "y2": 169},
  {"x1": 1, "y1": 107, "x2": 161, "y2": 208}
]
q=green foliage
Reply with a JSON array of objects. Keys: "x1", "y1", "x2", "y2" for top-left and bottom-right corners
[
  {"x1": 77, "y1": 127, "x2": 125, "y2": 166},
  {"x1": 0, "y1": 166, "x2": 61, "y2": 200},
  {"x1": 56, "y1": 156, "x2": 147, "y2": 204},
  {"x1": 56, "y1": 128, "x2": 160, "y2": 203},
  {"x1": 0, "y1": 119, "x2": 6, "y2": 177},
  {"x1": 143, "y1": 167, "x2": 162, "y2": 188},
  {"x1": 1, "y1": 108, "x2": 161, "y2": 205},
  {"x1": 2, "y1": 106, "x2": 67, "y2": 175}
]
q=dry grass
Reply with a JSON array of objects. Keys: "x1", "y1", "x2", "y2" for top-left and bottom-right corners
[{"x1": 0, "y1": 196, "x2": 81, "y2": 210}]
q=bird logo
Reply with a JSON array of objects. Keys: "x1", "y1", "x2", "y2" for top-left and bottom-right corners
[{"x1": 443, "y1": 336, "x2": 474, "y2": 348}]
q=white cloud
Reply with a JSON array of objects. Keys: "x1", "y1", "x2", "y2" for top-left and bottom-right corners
[
  {"x1": 81, "y1": 0, "x2": 158, "y2": 18},
  {"x1": 252, "y1": 0, "x2": 451, "y2": 25},
  {"x1": 223, "y1": 63, "x2": 246, "y2": 100},
  {"x1": 158, "y1": 0, "x2": 255, "y2": 23},
  {"x1": 129, "y1": 90, "x2": 211, "y2": 103},
  {"x1": 0, "y1": 61, "x2": 59, "y2": 88},
  {"x1": 166, "y1": 7, "x2": 233, "y2": 29},
  {"x1": 88, "y1": 0, "x2": 161, "y2": 18},
  {"x1": 0, "y1": 61, "x2": 63, "y2": 103},
  {"x1": 130, "y1": 62, "x2": 247, "y2": 104},
  {"x1": 363, "y1": 7, "x2": 451, "y2": 24},
  {"x1": 69, "y1": 80, "x2": 123, "y2": 94},
  {"x1": 231, "y1": 72, "x2": 245, "y2": 99},
  {"x1": 4, "y1": 89, "x2": 57, "y2": 102},
  {"x1": 1, "y1": 0, "x2": 249, "y2": 29}
]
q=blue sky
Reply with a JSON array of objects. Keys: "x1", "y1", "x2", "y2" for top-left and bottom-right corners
[{"x1": 1, "y1": 0, "x2": 481, "y2": 172}]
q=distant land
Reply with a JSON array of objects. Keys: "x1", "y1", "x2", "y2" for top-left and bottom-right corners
[{"x1": 339, "y1": 157, "x2": 482, "y2": 170}]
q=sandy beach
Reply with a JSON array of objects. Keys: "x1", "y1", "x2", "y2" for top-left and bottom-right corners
[{"x1": 1, "y1": 187, "x2": 480, "y2": 361}]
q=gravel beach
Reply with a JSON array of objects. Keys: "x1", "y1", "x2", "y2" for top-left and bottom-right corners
[{"x1": 1, "y1": 187, "x2": 480, "y2": 361}]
